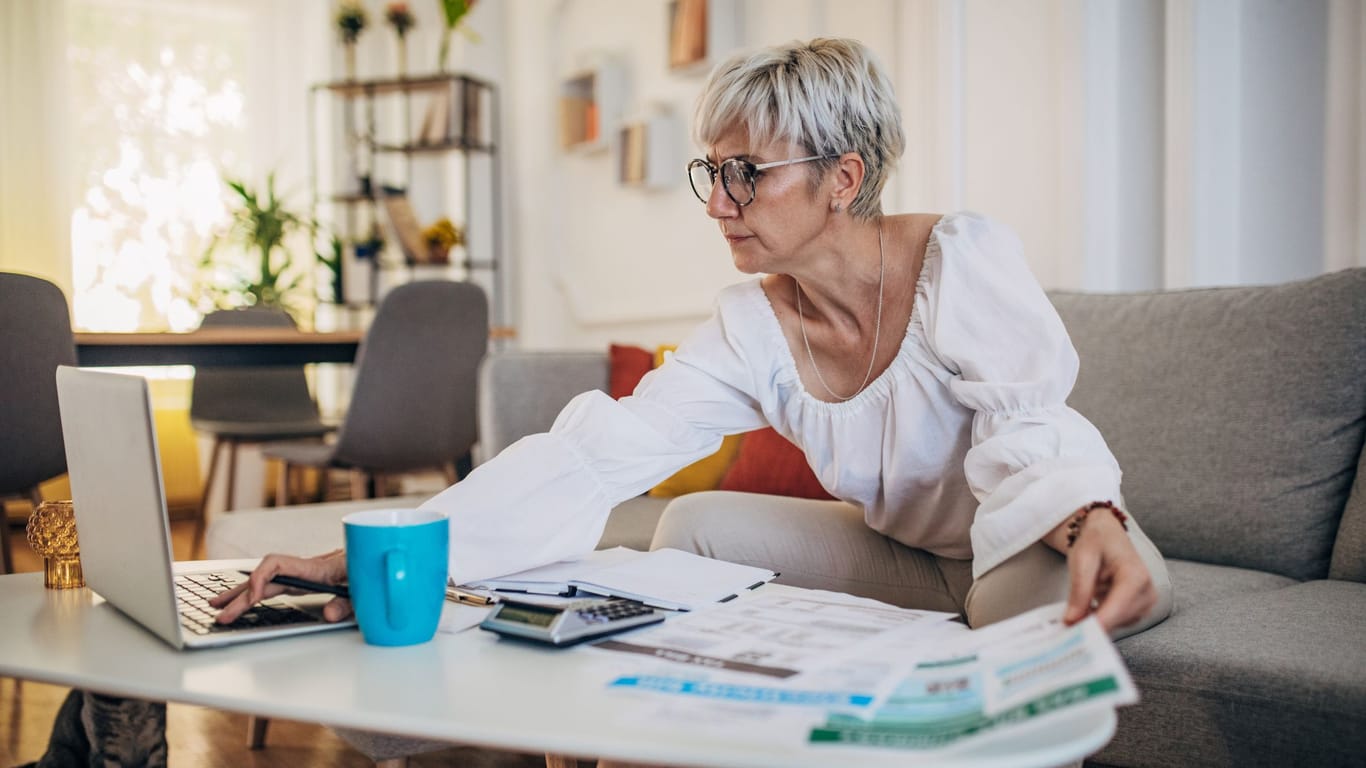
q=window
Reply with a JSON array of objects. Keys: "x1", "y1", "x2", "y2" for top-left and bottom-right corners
[{"x1": 66, "y1": 0, "x2": 321, "y2": 331}]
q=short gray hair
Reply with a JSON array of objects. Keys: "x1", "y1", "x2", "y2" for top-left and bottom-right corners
[{"x1": 694, "y1": 38, "x2": 905, "y2": 220}]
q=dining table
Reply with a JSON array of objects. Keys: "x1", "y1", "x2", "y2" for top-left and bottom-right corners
[
  {"x1": 74, "y1": 328, "x2": 365, "y2": 368},
  {"x1": 75, "y1": 325, "x2": 516, "y2": 369}
]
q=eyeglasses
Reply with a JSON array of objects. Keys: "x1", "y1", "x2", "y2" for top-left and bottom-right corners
[{"x1": 687, "y1": 154, "x2": 837, "y2": 207}]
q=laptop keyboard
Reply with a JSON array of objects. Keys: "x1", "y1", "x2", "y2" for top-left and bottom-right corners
[{"x1": 175, "y1": 571, "x2": 320, "y2": 635}]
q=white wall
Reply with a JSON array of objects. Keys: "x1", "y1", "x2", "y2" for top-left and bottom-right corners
[{"x1": 492, "y1": 0, "x2": 1358, "y2": 353}]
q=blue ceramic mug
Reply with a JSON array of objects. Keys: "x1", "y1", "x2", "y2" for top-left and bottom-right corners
[{"x1": 343, "y1": 508, "x2": 449, "y2": 646}]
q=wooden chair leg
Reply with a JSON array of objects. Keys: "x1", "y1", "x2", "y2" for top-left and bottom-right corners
[
  {"x1": 350, "y1": 469, "x2": 370, "y2": 500},
  {"x1": 0, "y1": 494, "x2": 17, "y2": 575},
  {"x1": 246, "y1": 714, "x2": 269, "y2": 749},
  {"x1": 198, "y1": 438, "x2": 223, "y2": 520},
  {"x1": 275, "y1": 461, "x2": 291, "y2": 507},
  {"x1": 313, "y1": 467, "x2": 329, "y2": 503},
  {"x1": 544, "y1": 756, "x2": 578, "y2": 768},
  {"x1": 190, "y1": 511, "x2": 204, "y2": 560},
  {"x1": 224, "y1": 439, "x2": 240, "y2": 512},
  {"x1": 442, "y1": 462, "x2": 458, "y2": 486},
  {"x1": 374, "y1": 758, "x2": 409, "y2": 768}
]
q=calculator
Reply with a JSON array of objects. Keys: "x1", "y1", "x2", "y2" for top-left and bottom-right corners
[{"x1": 478, "y1": 597, "x2": 665, "y2": 647}]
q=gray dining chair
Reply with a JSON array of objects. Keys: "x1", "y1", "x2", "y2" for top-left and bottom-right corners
[
  {"x1": 246, "y1": 280, "x2": 486, "y2": 754},
  {"x1": 190, "y1": 306, "x2": 334, "y2": 553},
  {"x1": 263, "y1": 280, "x2": 489, "y2": 504},
  {"x1": 0, "y1": 273, "x2": 78, "y2": 574}
]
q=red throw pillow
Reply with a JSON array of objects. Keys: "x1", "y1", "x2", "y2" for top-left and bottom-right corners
[
  {"x1": 608, "y1": 344, "x2": 654, "y2": 400},
  {"x1": 719, "y1": 427, "x2": 834, "y2": 500}
]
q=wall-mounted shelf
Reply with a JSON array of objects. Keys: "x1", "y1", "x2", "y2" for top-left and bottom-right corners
[
  {"x1": 667, "y1": 0, "x2": 741, "y2": 75},
  {"x1": 618, "y1": 110, "x2": 682, "y2": 190},
  {"x1": 559, "y1": 60, "x2": 625, "y2": 154}
]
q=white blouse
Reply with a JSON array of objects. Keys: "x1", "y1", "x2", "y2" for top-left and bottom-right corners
[{"x1": 424, "y1": 211, "x2": 1122, "y2": 585}]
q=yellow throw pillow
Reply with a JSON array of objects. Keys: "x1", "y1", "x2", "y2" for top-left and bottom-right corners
[
  {"x1": 646, "y1": 345, "x2": 745, "y2": 498},
  {"x1": 647, "y1": 433, "x2": 744, "y2": 498}
]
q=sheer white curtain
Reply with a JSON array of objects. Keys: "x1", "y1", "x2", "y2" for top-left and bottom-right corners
[
  {"x1": 0, "y1": 0, "x2": 328, "y2": 332},
  {"x1": 0, "y1": 0, "x2": 72, "y2": 294}
]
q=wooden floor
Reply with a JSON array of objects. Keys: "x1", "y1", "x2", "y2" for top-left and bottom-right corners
[{"x1": 0, "y1": 517, "x2": 548, "y2": 768}]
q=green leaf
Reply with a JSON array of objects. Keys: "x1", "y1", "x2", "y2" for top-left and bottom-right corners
[{"x1": 440, "y1": 0, "x2": 471, "y2": 28}]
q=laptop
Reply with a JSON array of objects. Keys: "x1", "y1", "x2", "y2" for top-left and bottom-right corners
[{"x1": 55, "y1": 366, "x2": 356, "y2": 649}]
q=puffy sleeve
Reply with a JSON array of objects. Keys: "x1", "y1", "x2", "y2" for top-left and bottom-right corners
[
  {"x1": 422, "y1": 288, "x2": 769, "y2": 585},
  {"x1": 919, "y1": 214, "x2": 1123, "y2": 578}
]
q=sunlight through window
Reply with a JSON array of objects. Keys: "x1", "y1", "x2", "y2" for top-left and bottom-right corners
[{"x1": 67, "y1": 0, "x2": 252, "y2": 332}]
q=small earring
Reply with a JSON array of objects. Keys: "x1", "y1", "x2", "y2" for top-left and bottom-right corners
[{"x1": 831, "y1": 200, "x2": 842, "y2": 213}]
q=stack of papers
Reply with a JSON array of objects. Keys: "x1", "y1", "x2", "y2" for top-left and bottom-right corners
[
  {"x1": 596, "y1": 598, "x2": 1138, "y2": 756},
  {"x1": 462, "y1": 547, "x2": 778, "y2": 612}
]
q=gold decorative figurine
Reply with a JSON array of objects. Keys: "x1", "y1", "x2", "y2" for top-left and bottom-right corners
[{"x1": 26, "y1": 500, "x2": 85, "y2": 589}]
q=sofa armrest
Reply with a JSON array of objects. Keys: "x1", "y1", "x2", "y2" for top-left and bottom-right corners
[{"x1": 475, "y1": 350, "x2": 608, "y2": 464}]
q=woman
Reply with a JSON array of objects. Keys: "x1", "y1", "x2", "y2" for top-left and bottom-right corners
[{"x1": 215, "y1": 38, "x2": 1171, "y2": 639}]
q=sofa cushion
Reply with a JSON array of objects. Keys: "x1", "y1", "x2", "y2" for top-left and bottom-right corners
[
  {"x1": 719, "y1": 427, "x2": 834, "y2": 500},
  {"x1": 1164, "y1": 558, "x2": 1297, "y2": 613},
  {"x1": 1331, "y1": 447, "x2": 1366, "y2": 582},
  {"x1": 475, "y1": 351, "x2": 610, "y2": 463},
  {"x1": 1097, "y1": 580, "x2": 1366, "y2": 767},
  {"x1": 1050, "y1": 268, "x2": 1366, "y2": 581},
  {"x1": 608, "y1": 344, "x2": 654, "y2": 399}
]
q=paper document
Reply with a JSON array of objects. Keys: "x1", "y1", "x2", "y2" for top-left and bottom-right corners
[
  {"x1": 596, "y1": 590, "x2": 955, "y2": 679},
  {"x1": 465, "y1": 547, "x2": 641, "y2": 595},
  {"x1": 463, "y1": 547, "x2": 777, "y2": 611},
  {"x1": 808, "y1": 606, "x2": 1139, "y2": 750},
  {"x1": 597, "y1": 601, "x2": 1137, "y2": 755}
]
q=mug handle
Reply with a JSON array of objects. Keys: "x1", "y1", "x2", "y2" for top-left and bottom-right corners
[{"x1": 385, "y1": 548, "x2": 408, "y2": 630}]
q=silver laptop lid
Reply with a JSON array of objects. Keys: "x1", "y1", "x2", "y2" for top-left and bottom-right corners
[{"x1": 55, "y1": 366, "x2": 186, "y2": 649}]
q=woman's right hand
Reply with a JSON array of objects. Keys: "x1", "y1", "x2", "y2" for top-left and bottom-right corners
[{"x1": 209, "y1": 549, "x2": 352, "y2": 624}]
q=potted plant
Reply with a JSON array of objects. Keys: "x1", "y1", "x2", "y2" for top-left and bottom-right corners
[
  {"x1": 336, "y1": 0, "x2": 368, "y2": 80},
  {"x1": 421, "y1": 216, "x2": 462, "y2": 264},
  {"x1": 385, "y1": 2, "x2": 416, "y2": 78},
  {"x1": 197, "y1": 173, "x2": 317, "y2": 319}
]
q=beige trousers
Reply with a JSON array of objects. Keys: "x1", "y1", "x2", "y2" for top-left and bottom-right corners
[{"x1": 650, "y1": 490, "x2": 1173, "y2": 640}]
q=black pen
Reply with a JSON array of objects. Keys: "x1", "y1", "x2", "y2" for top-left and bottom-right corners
[{"x1": 239, "y1": 570, "x2": 350, "y2": 598}]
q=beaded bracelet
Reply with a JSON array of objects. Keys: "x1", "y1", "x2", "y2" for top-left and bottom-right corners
[{"x1": 1065, "y1": 501, "x2": 1129, "y2": 548}]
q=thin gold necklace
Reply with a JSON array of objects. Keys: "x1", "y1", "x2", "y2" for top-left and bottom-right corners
[{"x1": 795, "y1": 219, "x2": 884, "y2": 401}]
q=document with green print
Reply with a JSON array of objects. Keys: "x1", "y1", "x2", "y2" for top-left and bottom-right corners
[{"x1": 808, "y1": 604, "x2": 1137, "y2": 751}]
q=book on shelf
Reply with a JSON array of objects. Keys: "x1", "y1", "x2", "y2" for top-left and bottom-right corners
[
  {"x1": 460, "y1": 80, "x2": 482, "y2": 146},
  {"x1": 378, "y1": 190, "x2": 429, "y2": 265},
  {"x1": 619, "y1": 123, "x2": 646, "y2": 184},
  {"x1": 561, "y1": 96, "x2": 594, "y2": 148},
  {"x1": 417, "y1": 90, "x2": 450, "y2": 146},
  {"x1": 669, "y1": 0, "x2": 708, "y2": 69}
]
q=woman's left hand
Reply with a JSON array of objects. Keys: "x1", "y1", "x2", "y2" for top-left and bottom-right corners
[{"x1": 1059, "y1": 511, "x2": 1157, "y2": 632}]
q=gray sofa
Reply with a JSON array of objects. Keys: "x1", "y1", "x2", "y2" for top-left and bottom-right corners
[
  {"x1": 479, "y1": 270, "x2": 1366, "y2": 767},
  {"x1": 209, "y1": 267, "x2": 1366, "y2": 766}
]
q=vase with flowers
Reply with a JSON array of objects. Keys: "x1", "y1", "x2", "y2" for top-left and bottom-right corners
[
  {"x1": 336, "y1": 1, "x2": 368, "y2": 81},
  {"x1": 438, "y1": 0, "x2": 479, "y2": 73},
  {"x1": 421, "y1": 217, "x2": 462, "y2": 265},
  {"x1": 385, "y1": 3, "x2": 416, "y2": 79}
]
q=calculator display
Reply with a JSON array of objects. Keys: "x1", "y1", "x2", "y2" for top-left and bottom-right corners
[{"x1": 494, "y1": 604, "x2": 557, "y2": 627}]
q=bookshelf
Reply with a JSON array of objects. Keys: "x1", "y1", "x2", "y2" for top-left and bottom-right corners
[
  {"x1": 667, "y1": 0, "x2": 741, "y2": 75},
  {"x1": 559, "y1": 60, "x2": 626, "y2": 154},
  {"x1": 308, "y1": 72, "x2": 504, "y2": 325}
]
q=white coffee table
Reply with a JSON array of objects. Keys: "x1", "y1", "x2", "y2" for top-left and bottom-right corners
[{"x1": 0, "y1": 564, "x2": 1114, "y2": 767}]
